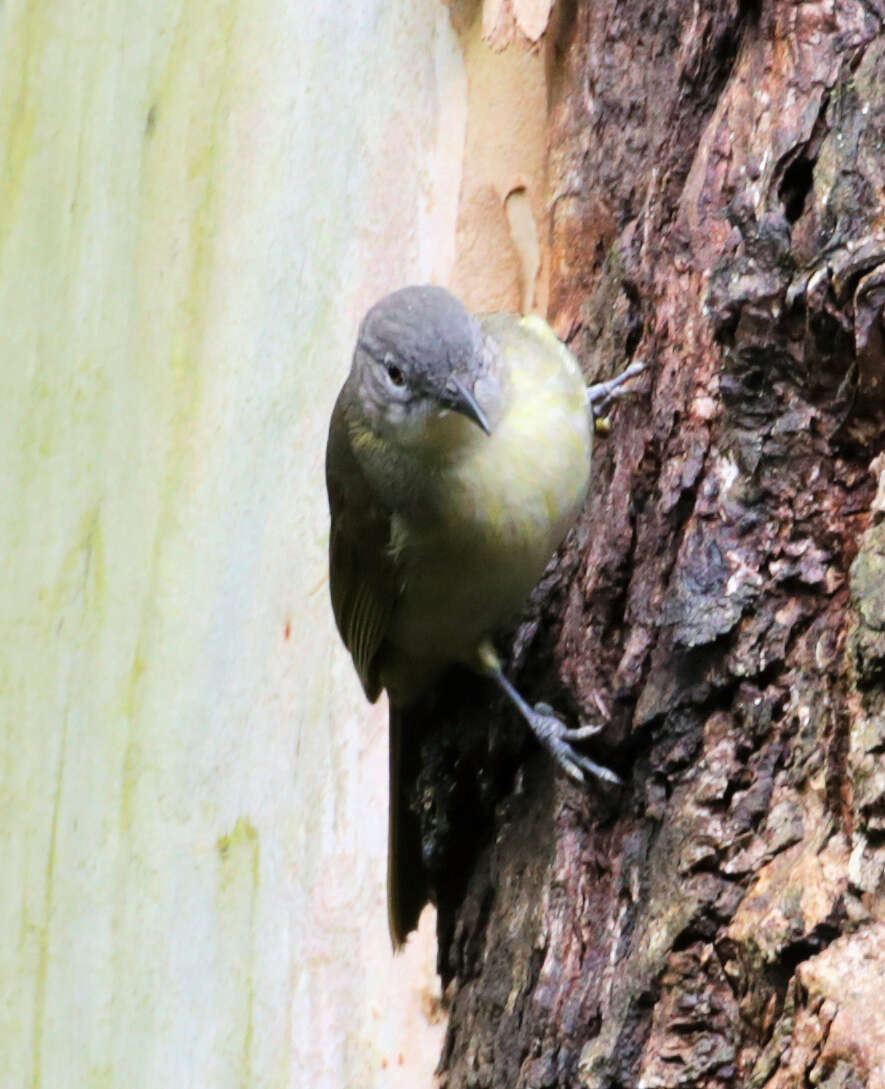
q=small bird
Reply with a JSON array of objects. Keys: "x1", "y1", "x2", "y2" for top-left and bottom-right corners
[{"x1": 326, "y1": 285, "x2": 637, "y2": 946}]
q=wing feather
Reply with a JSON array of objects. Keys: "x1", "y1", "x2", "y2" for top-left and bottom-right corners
[{"x1": 326, "y1": 392, "x2": 398, "y2": 701}]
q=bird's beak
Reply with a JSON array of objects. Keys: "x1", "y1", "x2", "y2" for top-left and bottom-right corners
[{"x1": 443, "y1": 376, "x2": 492, "y2": 435}]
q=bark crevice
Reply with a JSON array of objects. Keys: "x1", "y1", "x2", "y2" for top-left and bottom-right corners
[{"x1": 419, "y1": 2, "x2": 885, "y2": 1085}]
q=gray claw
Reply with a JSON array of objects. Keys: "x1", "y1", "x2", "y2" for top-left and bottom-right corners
[
  {"x1": 561, "y1": 722, "x2": 605, "y2": 742},
  {"x1": 573, "y1": 753, "x2": 622, "y2": 785},
  {"x1": 586, "y1": 361, "x2": 646, "y2": 413},
  {"x1": 527, "y1": 704, "x2": 621, "y2": 786},
  {"x1": 560, "y1": 757, "x2": 585, "y2": 783}
]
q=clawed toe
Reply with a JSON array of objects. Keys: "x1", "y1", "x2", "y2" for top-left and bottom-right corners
[
  {"x1": 484, "y1": 657, "x2": 622, "y2": 787},
  {"x1": 528, "y1": 706, "x2": 621, "y2": 786},
  {"x1": 532, "y1": 705, "x2": 603, "y2": 742},
  {"x1": 562, "y1": 722, "x2": 604, "y2": 742},
  {"x1": 573, "y1": 752, "x2": 622, "y2": 785}
]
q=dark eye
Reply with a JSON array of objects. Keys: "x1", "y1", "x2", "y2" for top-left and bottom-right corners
[{"x1": 386, "y1": 363, "x2": 405, "y2": 387}]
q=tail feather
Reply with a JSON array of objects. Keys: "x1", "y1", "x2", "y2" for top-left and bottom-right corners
[{"x1": 387, "y1": 704, "x2": 430, "y2": 949}]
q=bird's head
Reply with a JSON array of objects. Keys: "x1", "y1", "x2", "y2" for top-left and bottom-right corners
[{"x1": 348, "y1": 286, "x2": 493, "y2": 450}]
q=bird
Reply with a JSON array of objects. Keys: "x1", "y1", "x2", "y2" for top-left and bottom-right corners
[{"x1": 325, "y1": 284, "x2": 639, "y2": 946}]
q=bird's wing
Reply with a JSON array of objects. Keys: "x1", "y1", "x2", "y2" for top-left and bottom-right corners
[{"x1": 325, "y1": 393, "x2": 398, "y2": 702}]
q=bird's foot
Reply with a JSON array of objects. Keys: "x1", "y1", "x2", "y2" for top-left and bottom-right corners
[
  {"x1": 478, "y1": 641, "x2": 622, "y2": 787},
  {"x1": 587, "y1": 360, "x2": 646, "y2": 418},
  {"x1": 528, "y1": 702, "x2": 621, "y2": 785}
]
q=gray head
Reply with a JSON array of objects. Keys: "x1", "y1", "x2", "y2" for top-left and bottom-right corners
[{"x1": 348, "y1": 285, "x2": 491, "y2": 445}]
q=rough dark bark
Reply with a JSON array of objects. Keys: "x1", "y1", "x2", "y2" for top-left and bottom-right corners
[{"x1": 411, "y1": 2, "x2": 885, "y2": 1086}]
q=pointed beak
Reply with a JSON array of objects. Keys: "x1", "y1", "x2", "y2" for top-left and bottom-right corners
[{"x1": 443, "y1": 376, "x2": 492, "y2": 435}]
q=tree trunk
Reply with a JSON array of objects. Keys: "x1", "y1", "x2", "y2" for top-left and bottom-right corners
[{"x1": 424, "y1": 2, "x2": 885, "y2": 1085}]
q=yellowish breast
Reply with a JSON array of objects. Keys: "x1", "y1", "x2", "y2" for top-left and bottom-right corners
[{"x1": 389, "y1": 315, "x2": 592, "y2": 665}]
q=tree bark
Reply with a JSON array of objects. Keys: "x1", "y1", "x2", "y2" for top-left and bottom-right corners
[{"x1": 419, "y1": 2, "x2": 885, "y2": 1085}]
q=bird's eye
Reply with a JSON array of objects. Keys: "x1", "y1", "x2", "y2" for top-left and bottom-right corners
[{"x1": 386, "y1": 363, "x2": 405, "y2": 387}]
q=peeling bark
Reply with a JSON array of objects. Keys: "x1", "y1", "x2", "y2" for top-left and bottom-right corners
[{"x1": 408, "y1": 2, "x2": 885, "y2": 1086}]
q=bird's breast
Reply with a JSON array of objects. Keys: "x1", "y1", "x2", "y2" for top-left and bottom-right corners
[{"x1": 388, "y1": 358, "x2": 591, "y2": 665}]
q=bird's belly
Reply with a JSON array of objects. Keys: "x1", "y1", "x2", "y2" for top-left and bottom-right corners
[
  {"x1": 389, "y1": 428, "x2": 590, "y2": 665},
  {"x1": 391, "y1": 536, "x2": 545, "y2": 660}
]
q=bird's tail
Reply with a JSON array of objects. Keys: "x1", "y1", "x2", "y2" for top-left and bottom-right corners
[{"x1": 387, "y1": 703, "x2": 429, "y2": 949}]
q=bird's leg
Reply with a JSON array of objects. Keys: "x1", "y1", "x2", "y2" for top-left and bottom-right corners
[
  {"x1": 476, "y1": 640, "x2": 621, "y2": 786},
  {"x1": 586, "y1": 360, "x2": 645, "y2": 418}
]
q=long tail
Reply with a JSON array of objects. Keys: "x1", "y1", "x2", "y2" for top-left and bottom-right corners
[{"x1": 387, "y1": 704, "x2": 430, "y2": 949}]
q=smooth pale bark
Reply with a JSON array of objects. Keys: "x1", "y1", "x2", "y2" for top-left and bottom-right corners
[{"x1": 1, "y1": 2, "x2": 467, "y2": 1086}]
